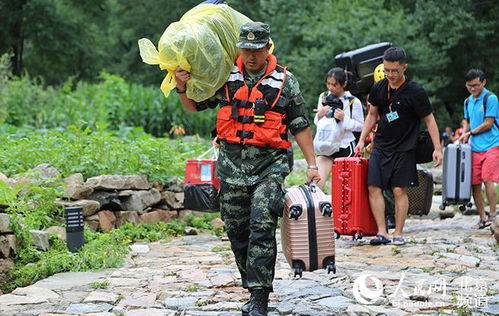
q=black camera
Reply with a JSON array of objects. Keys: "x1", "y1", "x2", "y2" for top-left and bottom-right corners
[{"x1": 322, "y1": 94, "x2": 343, "y2": 122}]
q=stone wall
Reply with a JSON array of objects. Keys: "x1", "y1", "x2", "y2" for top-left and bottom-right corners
[
  {"x1": 57, "y1": 174, "x2": 194, "y2": 233},
  {"x1": 0, "y1": 165, "x2": 218, "y2": 258}
]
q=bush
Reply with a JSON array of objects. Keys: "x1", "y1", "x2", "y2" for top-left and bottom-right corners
[
  {"x1": 0, "y1": 72, "x2": 217, "y2": 137},
  {"x1": 0, "y1": 126, "x2": 211, "y2": 182}
]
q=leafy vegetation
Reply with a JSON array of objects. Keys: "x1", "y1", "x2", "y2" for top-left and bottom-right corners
[
  {"x1": 0, "y1": 126, "x2": 211, "y2": 182},
  {"x1": 0, "y1": 73, "x2": 216, "y2": 137}
]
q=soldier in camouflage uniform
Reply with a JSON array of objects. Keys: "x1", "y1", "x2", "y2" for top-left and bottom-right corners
[{"x1": 174, "y1": 22, "x2": 320, "y2": 316}]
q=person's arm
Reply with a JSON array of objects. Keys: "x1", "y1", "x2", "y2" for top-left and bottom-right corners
[
  {"x1": 460, "y1": 120, "x2": 471, "y2": 143},
  {"x1": 314, "y1": 93, "x2": 324, "y2": 124},
  {"x1": 354, "y1": 103, "x2": 378, "y2": 152},
  {"x1": 294, "y1": 127, "x2": 320, "y2": 184},
  {"x1": 423, "y1": 113, "x2": 443, "y2": 167},
  {"x1": 174, "y1": 68, "x2": 197, "y2": 112},
  {"x1": 462, "y1": 117, "x2": 495, "y2": 141},
  {"x1": 342, "y1": 98, "x2": 364, "y2": 132},
  {"x1": 285, "y1": 72, "x2": 320, "y2": 184}
]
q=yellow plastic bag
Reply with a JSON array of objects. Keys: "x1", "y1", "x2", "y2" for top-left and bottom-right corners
[{"x1": 138, "y1": 3, "x2": 251, "y2": 102}]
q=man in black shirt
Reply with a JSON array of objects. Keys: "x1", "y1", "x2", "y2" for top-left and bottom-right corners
[{"x1": 355, "y1": 47, "x2": 443, "y2": 246}]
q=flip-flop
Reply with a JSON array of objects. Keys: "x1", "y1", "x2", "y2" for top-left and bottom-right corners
[
  {"x1": 477, "y1": 219, "x2": 492, "y2": 229},
  {"x1": 392, "y1": 237, "x2": 406, "y2": 246},
  {"x1": 370, "y1": 234, "x2": 391, "y2": 245}
]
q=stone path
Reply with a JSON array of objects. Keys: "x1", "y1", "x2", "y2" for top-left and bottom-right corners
[{"x1": 0, "y1": 206, "x2": 498, "y2": 316}]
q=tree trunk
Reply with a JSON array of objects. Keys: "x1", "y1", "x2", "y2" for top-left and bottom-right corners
[{"x1": 11, "y1": 0, "x2": 28, "y2": 76}]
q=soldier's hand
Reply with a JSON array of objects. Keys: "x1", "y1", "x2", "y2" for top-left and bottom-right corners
[
  {"x1": 212, "y1": 137, "x2": 220, "y2": 149},
  {"x1": 306, "y1": 169, "x2": 320, "y2": 184},
  {"x1": 174, "y1": 67, "x2": 190, "y2": 90}
]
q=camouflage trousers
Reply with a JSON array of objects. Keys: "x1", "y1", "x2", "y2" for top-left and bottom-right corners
[{"x1": 219, "y1": 176, "x2": 285, "y2": 291}]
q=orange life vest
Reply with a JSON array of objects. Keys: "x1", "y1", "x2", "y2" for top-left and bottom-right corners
[{"x1": 215, "y1": 54, "x2": 291, "y2": 149}]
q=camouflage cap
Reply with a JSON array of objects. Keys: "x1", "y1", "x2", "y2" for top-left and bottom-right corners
[{"x1": 236, "y1": 22, "x2": 270, "y2": 49}]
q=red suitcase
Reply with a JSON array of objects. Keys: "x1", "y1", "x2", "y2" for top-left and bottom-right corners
[{"x1": 332, "y1": 156, "x2": 377, "y2": 240}]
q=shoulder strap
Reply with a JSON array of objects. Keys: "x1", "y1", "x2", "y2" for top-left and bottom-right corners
[
  {"x1": 483, "y1": 92, "x2": 499, "y2": 129},
  {"x1": 346, "y1": 97, "x2": 357, "y2": 119},
  {"x1": 465, "y1": 96, "x2": 471, "y2": 122}
]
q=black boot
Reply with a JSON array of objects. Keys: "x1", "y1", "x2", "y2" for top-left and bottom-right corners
[
  {"x1": 248, "y1": 289, "x2": 269, "y2": 316},
  {"x1": 241, "y1": 298, "x2": 252, "y2": 316}
]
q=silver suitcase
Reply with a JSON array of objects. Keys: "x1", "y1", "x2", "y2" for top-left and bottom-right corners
[{"x1": 440, "y1": 143, "x2": 472, "y2": 211}]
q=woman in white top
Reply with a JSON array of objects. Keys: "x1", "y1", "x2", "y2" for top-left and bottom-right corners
[{"x1": 314, "y1": 67, "x2": 364, "y2": 191}]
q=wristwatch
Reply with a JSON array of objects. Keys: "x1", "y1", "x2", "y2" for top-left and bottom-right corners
[
  {"x1": 175, "y1": 87, "x2": 186, "y2": 94},
  {"x1": 307, "y1": 165, "x2": 319, "y2": 170}
]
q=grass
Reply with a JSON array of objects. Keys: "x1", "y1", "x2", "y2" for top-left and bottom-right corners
[
  {"x1": 0, "y1": 126, "x2": 211, "y2": 183},
  {"x1": 391, "y1": 246, "x2": 402, "y2": 255},
  {"x1": 91, "y1": 280, "x2": 109, "y2": 289},
  {"x1": 212, "y1": 245, "x2": 232, "y2": 252}
]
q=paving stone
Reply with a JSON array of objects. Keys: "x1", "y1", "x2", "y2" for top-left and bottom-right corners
[
  {"x1": 83, "y1": 291, "x2": 119, "y2": 304},
  {"x1": 65, "y1": 303, "x2": 113, "y2": 313},
  {"x1": 33, "y1": 272, "x2": 107, "y2": 290},
  {"x1": 124, "y1": 309, "x2": 176, "y2": 316},
  {"x1": 163, "y1": 296, "x2": 198, "y2": 310},
  {"x1": 314, "y1": 295, "x2": 353, "y2": 309},
  {"x1": 130, "y1": 244, "x2": 150, "y2": 254},
  {"x1": 12, "y1": 286, "x2": 60, "y2": 300},
  {"x1": 0, "y1": 294, "x2": 48, "y2": 305}
]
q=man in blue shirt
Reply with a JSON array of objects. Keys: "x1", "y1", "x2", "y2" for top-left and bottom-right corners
[{"x1": 460, "y1": 69, "x2": 499, "y2": 229}]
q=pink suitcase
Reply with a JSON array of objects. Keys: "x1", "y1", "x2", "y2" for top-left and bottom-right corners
[{"x1": 281, "y1": 183, "x2": 336, "y2": 277}]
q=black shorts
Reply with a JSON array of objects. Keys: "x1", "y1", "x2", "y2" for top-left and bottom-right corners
[
  {"x1": 367, "y1": 147, "x2": 418, "y2": 190},
  {"x1": 320, "y1": 141, "x2": 356, "y2": 160}
]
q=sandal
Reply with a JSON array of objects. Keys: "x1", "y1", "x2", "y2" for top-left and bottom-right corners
[
  {"x1": 392, "y1": 237, "x2": 406, "y2": 246},
  {"x1": 476, "y1": 219, "x2": 492, "y2": 229},
  {"x1": 370, "y1": 234, "x2": 391, "y2": 245}
]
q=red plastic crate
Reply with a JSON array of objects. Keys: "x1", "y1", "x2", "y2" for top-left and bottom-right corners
[{"x1": 184, "y1": 159, "x2": 220, "y2": 190}]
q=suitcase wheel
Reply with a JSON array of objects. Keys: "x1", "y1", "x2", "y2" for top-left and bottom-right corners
[
  {"x1": 323, "y1": 257, "x2": 336, "y2": 274},
  {"x1": 467, "y1": 202, "x2": 473, "y2": 208},
  {"x1": 320, "y1": 202, "x2": 332, "y2": 217},
  {"x1": 354, "y1": 232, "x2": 363, "y2": 240},
  {"x1": 459, "y1": 205, "x2": 466, "y2": 212},
  {"x1": 439, "y1": 204, "x2": 446, "y2": 210},
  {"x1": 326, "y1": 264, "x2": 336, "y2": 274},
  {"x1": 289, "y1": 205, "x2": 303, "y2": 220},
  {"x1": 292, "y1": 262, "x2": 304, "y2": 278},
  {"x1": 293, "y1": 267, "x2": 303, "y2": 278}
]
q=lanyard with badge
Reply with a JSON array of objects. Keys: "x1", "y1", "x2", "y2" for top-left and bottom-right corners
[{"x1": 386, "y1": 78, "x2": 405, "y2": 123}]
